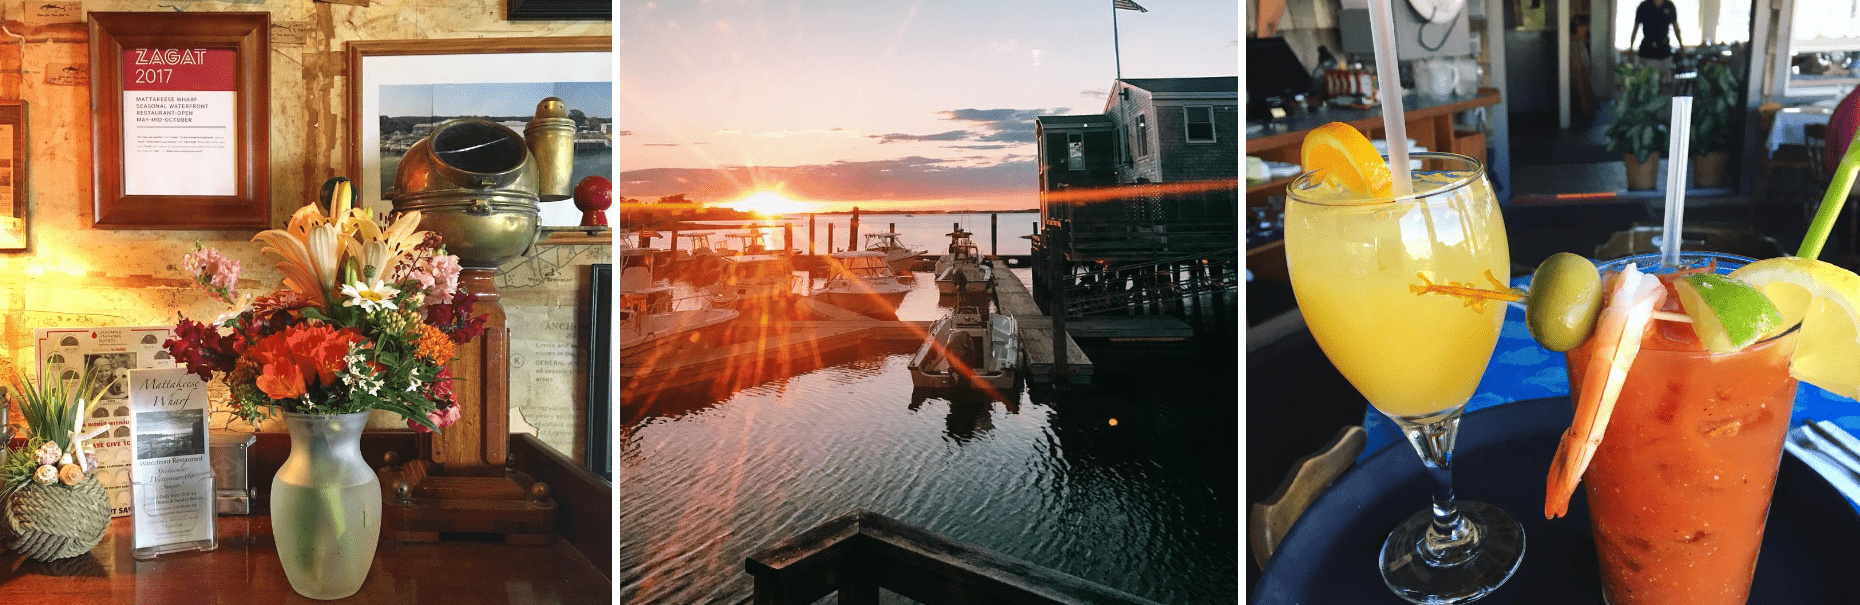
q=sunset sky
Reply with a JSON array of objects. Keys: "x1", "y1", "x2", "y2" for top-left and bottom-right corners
[{"x1": 619, "y1": 0, "x2": 1239, "y2": 213}]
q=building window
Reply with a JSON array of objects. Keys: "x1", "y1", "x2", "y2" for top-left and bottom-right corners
[
  {"x1": 1185, "y1": 106, "x2": 1215, "y2": 143},
  {"x1": 1067, "y1": 133, "x2": 1084, "y2": 171},
  {"x1": 1135, "y1": 114, "x2": 1149, "y2": 158}
]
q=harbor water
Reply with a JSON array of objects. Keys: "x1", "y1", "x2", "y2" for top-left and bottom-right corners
[{"x1": 621, "y1": 271, "x2": 1239, "y2": 603}]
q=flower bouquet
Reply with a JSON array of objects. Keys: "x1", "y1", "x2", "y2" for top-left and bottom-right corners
[
  {"x1": 164, "y1": 177, "x2": 487, "y2": 598},
  {"x1": 0, "y1": 369, "x2": 115, "y2": 561},
  {"x1": 164, "y1": 177, "x2": 485, "y2": 431}
]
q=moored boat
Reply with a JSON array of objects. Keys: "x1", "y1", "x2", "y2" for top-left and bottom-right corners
[
  {"x1": 714, "y1": 254, "x2": 803, "y2": 311},
  {"x1": 908, "y1": 307, "x2": 1019, "y2": 390},
  {"x1": 812, "y1": 251, "x2": 912, "y2": 316},
  {"x1": 934, "y1": 228, "x2": 990, "y2": 295},
  {"x1": 621, "y1": 248, "x2": 739, "y2": 359},
  {"x1": 862, "y1": 232, "x2": 927, "y2": 276}
]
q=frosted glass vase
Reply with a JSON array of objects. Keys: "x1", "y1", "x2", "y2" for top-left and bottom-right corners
[{"x1": 272, "y1": 412, "x2": 381, "y2": 600}]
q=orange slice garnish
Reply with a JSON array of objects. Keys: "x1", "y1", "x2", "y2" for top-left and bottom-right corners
[{"x1": 1300, "y1": 122, "x2": 1394, "y2": 197}]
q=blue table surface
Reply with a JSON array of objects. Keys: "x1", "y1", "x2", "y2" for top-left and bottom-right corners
[{"x1": 1360, "y1": 275, "x2": 1860, "y2": 468}]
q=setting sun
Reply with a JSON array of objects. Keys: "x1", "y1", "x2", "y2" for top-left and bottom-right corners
[{"x1": 725, "y1": 190, "x2": 810, "y2": 216}]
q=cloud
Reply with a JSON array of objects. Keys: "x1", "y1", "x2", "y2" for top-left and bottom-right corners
[
  {"x1": 870, "y1": 130, "x2": 971, "y2": 144},
  {"x1": 618, "y1": 155, "x2": 1037, "y2": 204},
  {"x1": 855, "y1": 107, "x2": 1062, "y2": 148}
]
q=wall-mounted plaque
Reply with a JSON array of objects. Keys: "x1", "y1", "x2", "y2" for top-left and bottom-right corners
[{"x1": 89, "y1": 12, "x2": 269, "y2": 230}]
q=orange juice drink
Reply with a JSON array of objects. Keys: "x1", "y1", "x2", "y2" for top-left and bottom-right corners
[{"x1": 1565, "y1": 256, "x2": 1799, "y2": 605}]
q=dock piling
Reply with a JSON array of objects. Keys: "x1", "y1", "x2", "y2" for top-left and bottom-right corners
[
  {"x1": 850, "y1": 206, "x2": 860, "y2": 251},
  {"x1": 991, "y1": 213, "x2": 998, "y2": 257},
  {"x1": 828, "y1": 223, "x2": 835, "y2": 253},
  {"x1": 784, "y1": 223, "x2": 794, "y2": 255},
  {"x1": 809, "y1": 214, "x2": 817, "y2": 255}
]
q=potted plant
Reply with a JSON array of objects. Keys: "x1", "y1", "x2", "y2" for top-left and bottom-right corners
[
  {"x1": 1606, "y1": 63, "x2": 1670, "y2": 191},
  {"x1": 1, "y1": 369, "x2": 114, "y2": 562},
  {"x1": 1690, "y1": 62, "x2": 1740, "y2": 188}
]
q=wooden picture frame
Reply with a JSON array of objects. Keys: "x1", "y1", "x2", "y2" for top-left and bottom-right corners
[
  {"x1": 0, "y1": 101, "x2": 28, "y2": 251},
  {"x1": 89, "y1": 12, "x2": 269, "y2": 230},
  {"x1": 345, "y1": 36, "x2": 611, "y2": 224},
  {"x1": 509, "y1": 0, "x2": 611, "y2": 21}
]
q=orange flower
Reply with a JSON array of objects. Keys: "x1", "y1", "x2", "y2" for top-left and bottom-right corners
[
  {"x1": 245, "y1": 324, "x2": 365, "y2": 399},
  {"x1": 415, "y1": 324, "x2": 455, "y2": 364},
  {"x1": 256, "y1": 361, "x2": 307, "y2": 400}
]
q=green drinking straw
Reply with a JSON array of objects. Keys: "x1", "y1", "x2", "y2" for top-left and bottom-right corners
[{"x1": 1799, "y1": 140, "x2": 1860, "y2": 260}]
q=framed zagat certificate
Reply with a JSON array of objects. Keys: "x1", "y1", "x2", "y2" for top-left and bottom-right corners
[{"x1": 88, "y1": 12, "x2": 269, "y2": 229}]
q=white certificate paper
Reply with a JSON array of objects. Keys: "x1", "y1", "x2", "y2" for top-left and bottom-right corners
[
  {"x1": 120, "y1": 48, "x2": 237, "y2": 196},
  {"x1": 34, "y1": 325, "x2": 177, "y2": 517},
  {"x1": 127, "y1": 368, "x2": 216, "y2": 555}
]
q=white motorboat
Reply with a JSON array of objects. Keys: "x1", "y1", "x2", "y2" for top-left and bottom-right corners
[
  {"x1": 862, "y1": 232, "x2": 926, "y2": 276},
  {"x1": 934, "y1": 228, "x2": 990, "y2": 295},
  {"x1": 620, "y1": 249, "x2": 738, "y2": 359},
  {"x1": 908, "y1": 307, "x2": 1019, "y2": 390},
  {"x1": 714, "y1": 254, "x2": 803, "y2": 311},
  {"x1": 812, "y1": 251, "x2": 912, "y2": 316}
]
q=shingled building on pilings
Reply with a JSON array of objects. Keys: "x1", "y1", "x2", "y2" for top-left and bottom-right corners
[{"x1": 1031, "y1": 76, "x2": 1241, "y2": 321}]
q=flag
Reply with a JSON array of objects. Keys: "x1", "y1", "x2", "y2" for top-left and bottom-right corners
[{"x1": 1114, "y1": 0, "x2": 1147, "y2": 12}]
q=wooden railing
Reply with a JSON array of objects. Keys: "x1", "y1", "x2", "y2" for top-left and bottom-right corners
[{"x1": 745, "y1": 510, "x2": 1163, "y2": 605}]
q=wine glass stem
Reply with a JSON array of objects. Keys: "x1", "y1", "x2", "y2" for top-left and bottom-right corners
[{"x1": 1399, "y1": 412, "x2": 1479, "y2": 566}]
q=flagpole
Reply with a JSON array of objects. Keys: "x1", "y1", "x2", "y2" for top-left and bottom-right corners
[{"x1": 1112, "y1": 0, "x2": 1122, "y2": 83}]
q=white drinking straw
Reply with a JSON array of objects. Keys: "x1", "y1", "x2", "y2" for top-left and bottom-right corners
[
  {"x1": 1365, "y1": 0, "x2": 1413, "y2": 195},
  {"x1": 1661, "y1": 96, "x2": 1693, "y2": 269}
]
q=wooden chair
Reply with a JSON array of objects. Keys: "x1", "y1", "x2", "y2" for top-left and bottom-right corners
[{"x1": 1248, "y1": 425, "x2": 1366, "y2": 569}]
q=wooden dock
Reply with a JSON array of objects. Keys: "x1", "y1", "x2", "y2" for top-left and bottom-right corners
[
  {"x1": 990, "y1": 259, "x2": 1093, "y2": 384},
  {"x1": 622, "y1": 299, "x2": 929, "y2": 397}
]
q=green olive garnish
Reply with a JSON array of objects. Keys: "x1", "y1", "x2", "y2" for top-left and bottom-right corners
[{"x1": 1527, "y1": 252, "x2": 1605, "y2": 352}]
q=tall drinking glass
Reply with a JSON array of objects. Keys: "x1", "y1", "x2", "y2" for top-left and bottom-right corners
[
  {"x1": 1567, "y1": 252, "x2": 1799, "y2": 605},
  {"x1": 1284, "y1": 152, "x2": 1525, "y2": 603}
]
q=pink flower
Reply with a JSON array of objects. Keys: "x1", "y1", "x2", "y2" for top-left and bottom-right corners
[
  {"x1": 183, "y1": 244, "x2": 242, "y2": 303},
  {"x1": 406, "y1": 254, "x2": 462, "y2": 302}
]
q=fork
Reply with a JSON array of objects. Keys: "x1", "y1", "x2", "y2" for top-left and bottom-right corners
[{"x1": 1784, "y1": 419, "x2": 1860, "y2": 505}]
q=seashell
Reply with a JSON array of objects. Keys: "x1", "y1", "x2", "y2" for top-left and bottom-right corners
[
  {"x1": 32, "y1": 465, "x2": 56, "y2": 485},
  {"x1": 34, "y1": 441, "x2": 61, "y2": 467},
  {"x1": 57, "y1": 464, "x2": 82, "y2": 486},
  {"x1": 83, "y1": 452, "x2": 98, "y2": 472}
]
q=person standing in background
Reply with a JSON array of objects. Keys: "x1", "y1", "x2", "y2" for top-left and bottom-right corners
[
  {"x1": 1628, "y1": 0, "x2": 1684, "y2": 89},
  {"x1": 1571, "y1": 14, "x2": 1596, "y2": 121}
]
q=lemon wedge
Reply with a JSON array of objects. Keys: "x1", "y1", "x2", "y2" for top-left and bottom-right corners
[{"x1": 1728, "y1": 257, "x2": 1860, "y2": 399}]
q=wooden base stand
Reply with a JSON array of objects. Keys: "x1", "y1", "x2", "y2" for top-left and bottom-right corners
[
  {"x1": 377, "y1": 455, "x2": 557, "y2": 545},
  {"x1": 377, "y1": 268, "x2": 557, "y2": 544}
]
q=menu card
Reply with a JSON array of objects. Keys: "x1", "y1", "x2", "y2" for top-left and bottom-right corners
[{"x1": 127, "y1": 368, "x2": 216, "y2": 558}]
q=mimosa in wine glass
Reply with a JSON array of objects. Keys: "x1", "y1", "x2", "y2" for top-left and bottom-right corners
[{"x1": 1283, "y1": 123, "x2": 1524, "y2": 604}]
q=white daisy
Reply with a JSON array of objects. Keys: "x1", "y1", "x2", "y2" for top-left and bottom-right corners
[{"x1": 340, "y1": 278, "x2": 400, "y2": 313}]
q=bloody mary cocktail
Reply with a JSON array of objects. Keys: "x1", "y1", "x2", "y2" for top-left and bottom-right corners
[{"x1": 1566, "y1": 253, "x2": 1800, "y2": 605}]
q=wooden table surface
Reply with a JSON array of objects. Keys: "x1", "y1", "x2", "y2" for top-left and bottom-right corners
[{"x1": 0, "y1": 515, "x2": 610, "y2": 604}]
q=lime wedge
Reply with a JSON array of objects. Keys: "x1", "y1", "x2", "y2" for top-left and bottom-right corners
[
  {"x1": 1728, "y1": 257, "x2": 1860, "y2": 399},
  {"x1": 1673, "y1": 274, "x2": 1783, "y2": 353}
]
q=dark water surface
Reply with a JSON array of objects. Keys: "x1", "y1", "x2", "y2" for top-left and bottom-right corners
[{"x1": 620, "y1": 287, "x2": 1239, "y2": 603}]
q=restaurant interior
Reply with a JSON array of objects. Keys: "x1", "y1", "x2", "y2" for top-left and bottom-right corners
[
  {"x1": 1248, "y1": 0, "x2": 1860, "y2": 600},
  {"x1": 0, "y1": 2, "x2": 611, "y2": 601}
]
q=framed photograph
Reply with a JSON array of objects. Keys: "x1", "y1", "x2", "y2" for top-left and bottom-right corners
[
  {"x1": 88, "y1": 12, "x2": 270, "y2": 230},
  {"x1": 0, "y1": 101, "x2": 25, "y2": 251},
  {"x1": 346, "y1": 37, "x2": 612, "y2": 227},
  {"x1": 509, "y1": 0, "x2": 611, "y2": 21}
]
